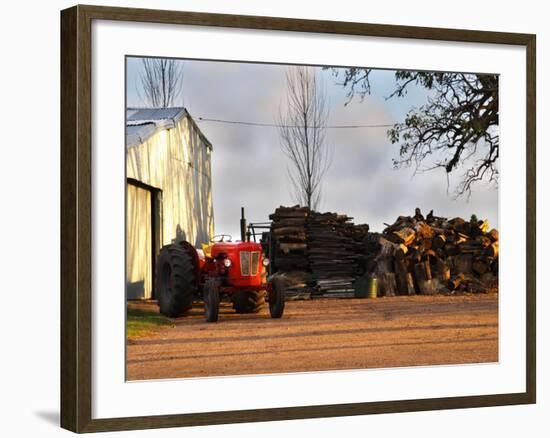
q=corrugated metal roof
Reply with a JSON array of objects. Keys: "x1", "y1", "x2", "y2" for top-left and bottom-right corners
[
  {"x1": 127, "y1": 107, "x2": 187, "y2": 123},
  {"x1": 126, "y1": 107, "x2": 212, "y2": 150},
  {"x1": 126, "y1": 123, "x2": 158, "y2": 148},
  {"x1": 126, "y1": 109, "x2": 139, "y2": 119}
]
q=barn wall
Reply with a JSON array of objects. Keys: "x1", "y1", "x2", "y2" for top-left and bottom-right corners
[
  {"x1": 126, "y1": 183, "x2": 153, "y2": 299},
  {"x1": 126, "y1": 115, "x2": 214, "y2": 249}
]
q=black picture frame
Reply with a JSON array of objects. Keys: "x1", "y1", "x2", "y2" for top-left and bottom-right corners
[{"x1": 60, "y1": 4, "x2": 536, "y2": 433}]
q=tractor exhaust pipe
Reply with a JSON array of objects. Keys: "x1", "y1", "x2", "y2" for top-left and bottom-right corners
[{"x1": 240, "y1": 207, "x2": 247, "y2": 242}]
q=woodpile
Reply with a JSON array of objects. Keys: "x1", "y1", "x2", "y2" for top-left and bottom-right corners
[
  {"x1": 269, "y1": 206, "x2": 369, "y2": 298},
  {"x1": 269, "y1": 206, "x2": 311, "y2": 299},
  {"x1": 307, "y1": 211, "x2": 369, "y2": 298},
  {"x1": 373, "y1": 208, "x2": 499, "y2": 296},
  {"x1": 273, "y1": 270, "x2": 312, "y2": 300},
  {"x1": 269, "y1": 206, "x2": 309, "y2": 272},
  {"x1": 268, "y1": 206, "x2": 498, "y2": 299}
]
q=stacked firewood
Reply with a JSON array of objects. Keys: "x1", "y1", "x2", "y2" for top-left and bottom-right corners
[
  {"x1": 373, "y1": 208, "x2": 499, "y2": 296},
  {"x1": 307, "y1": 212, "x2": 369, "y2": 297},
  {"x1": 269, "y1": 206, "x2": 309, "y2": 271},
  {"x1": 268, "y1": 206, "x2": 498, "y2": 298},
  {"x1": 269, "y1": 206, "x2": 311, "y2": 298},
  {"x1": 269, "y1": 206, "x2": 370, "y2": 298},
  {"x1": 274, "y1": 270, "x2": 313, "y2": 300}
]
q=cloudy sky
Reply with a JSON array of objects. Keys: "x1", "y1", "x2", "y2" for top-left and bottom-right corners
[{"x1": 126, "y1": 58, "x2": 498, "y2": 238}]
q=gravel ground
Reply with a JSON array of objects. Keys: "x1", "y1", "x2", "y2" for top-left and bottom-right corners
[{"x1": 126, "y1": 294, "x2": 498, "y2": 381}]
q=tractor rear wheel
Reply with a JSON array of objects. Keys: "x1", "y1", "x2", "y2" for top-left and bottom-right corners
[
  {"x1": 204, "y1": 278, "x2": 220, "y2": 322},
  {"x1": 269, "y1": 276, "x2": 286, "y2": 318},
  {"x1": 156, "y1": 243, "x2": 196, "y2": 317},
  {"x1": 232, "y1": 290, "x2": 265, "y2": 314}
]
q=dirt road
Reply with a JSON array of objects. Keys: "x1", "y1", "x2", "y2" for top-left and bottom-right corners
[{"x1": 127, "y1": 294, "x2": 498, "y2": 381}]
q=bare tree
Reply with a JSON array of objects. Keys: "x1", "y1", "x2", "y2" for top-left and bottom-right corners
[
  {"x1": 139, "y1": 58, "x2": 184, "y2": 108},
  {"x1": 278, "y1": 67, "x2": 331, "y2": 210}
]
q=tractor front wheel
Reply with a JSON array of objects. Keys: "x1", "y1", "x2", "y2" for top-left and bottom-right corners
[
  {"x1": 204, "y1": 278, "x2": 220, "y2": 323},
  {"x1": 269, "y1": 277, "x2": 286, "y2": 318},
  {"x1": 232, "y1": 290, "x2": 265, "y2": 314}
]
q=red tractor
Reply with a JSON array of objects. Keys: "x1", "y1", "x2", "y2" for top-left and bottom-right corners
[{"x1": 155, "y1": 208, "x2": 285, "y2": 322}]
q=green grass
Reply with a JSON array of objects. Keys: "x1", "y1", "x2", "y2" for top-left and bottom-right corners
[{"x1": 127, "y1": 307, "x2": 173, "y2": 339}]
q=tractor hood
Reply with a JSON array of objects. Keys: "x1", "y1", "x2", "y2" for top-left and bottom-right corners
[{"x1": 211, "y1": 241, "x2": 262, "y2": 255}]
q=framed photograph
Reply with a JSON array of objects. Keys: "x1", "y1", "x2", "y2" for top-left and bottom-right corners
[{"x1": 60, "y1": 5, "x2": 536, "y2": 433}]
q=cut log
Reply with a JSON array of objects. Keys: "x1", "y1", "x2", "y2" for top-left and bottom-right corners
[
  {"x1": 434, "y1": 258, "x2": 451, "y2": 282},
  {"x1": 421, "y1": 238, "x2": 433, "y2": 251},
  {"x1": 423, "y1": 249, "x2": 437, "y2": 264},
  {"x1": 391, "y1": 227, "x2": 416, "y2": 245},
  {"x1": 455, "y1": 234, "x2": 468, "y2": 245},
  {"x1": 413, "y1": 261, "x2": 430, "y2": 282},
  {"x1": 394, "y1": 258, "x2": 408, "y2": 275},
  {"x1": 475, "y1": 235, "x2": 492, "y2": 247},
  {"x1": 414, "y1": 207, "x2": 425, "y2": 221},
  {"x1": 480, "y1": 272, "x2": 498, "y2": 288},
  {"x1": 425, "y1": 260, "x2": 433, "y2": 279},
  {"x1": 448, "y1": 273, "x2": 465, "y2": 291},
  {"x1": 454, "y1": 254, "x2": 473, "y2": 274},
  {"x1": 418, "y1": 279, "x2": 438, "y2": 295},
  {"x1": 485, "y1": 241, "x2": 499, "y2": 257},
  {"x1": 432, "y1": 234, "x2": 446, "y2": 250},
  {"x1": 278, "y1": 243, "x2": 307, "y2": 253},
  {"x1": 383, "y1": 272, "x2": 397, "y2": 297},
  {"x1": 455, "y1": 221, "x2": 472, "y2": 235},
  {"x1": 444, "y1": 243, "x2": 459, "y2": 256},
  {"x1": 409, "y1": 249, "x2": 423, "y2": 264},
  {"x1": 415, "y1": 222, "x2": 435, "y2": 240},
  {"x1": 479, "y1": 219, "x2": 490, "y2": 233},
  {"x1": 396, "y1": 271, "x2": 415, "y2": 295},
  {"x1": 394, "y1": 244, "x2": 408, "y2": 260},
  {"x1": 472, "y1": 258, "x2": 489, "y2": 276},
  {"x1": 272, "y1": 226, "x2": 306, "y2": 236}
]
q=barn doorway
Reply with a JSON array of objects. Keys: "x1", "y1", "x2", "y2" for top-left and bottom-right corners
[{"x1": 126, "y1": 179, "x2": 162, "y2": 300}]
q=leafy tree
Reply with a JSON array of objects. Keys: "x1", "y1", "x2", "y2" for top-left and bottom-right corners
[{"x1": 332, "y1": 69, "x2": 499, "y2": 197}]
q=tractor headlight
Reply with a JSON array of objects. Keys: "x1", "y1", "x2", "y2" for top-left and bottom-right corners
[
  {"x1": 223, "y1": 258, "x2": 232, "y2": 268},
  {"x1": 262, "y1": 257, "x2": 270, "y2": 267}
]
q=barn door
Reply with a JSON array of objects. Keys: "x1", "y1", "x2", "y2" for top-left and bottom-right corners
[{"x1": 126, "y1": 182, "x2": 153, "y2": 299}]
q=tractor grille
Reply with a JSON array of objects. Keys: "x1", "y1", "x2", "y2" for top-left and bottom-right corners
[
  {"x1": 240, "y1": 252, "x2": 250, "y2": 276},
  {"x1": 251, "y1": 252, "x2": 260, "y2": 275},
  {"x1": 240, "y1": 251, "x2": 260, "y2": 276}
]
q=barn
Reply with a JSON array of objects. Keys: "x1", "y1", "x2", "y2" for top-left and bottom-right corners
[{"x1": 126, "y1": 107, "x2": 214, "y2": 300}]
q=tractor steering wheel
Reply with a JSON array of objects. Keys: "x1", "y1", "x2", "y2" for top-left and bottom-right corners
[{"x1": 211, "y1": 234, "x2": 232, "y2": 243}]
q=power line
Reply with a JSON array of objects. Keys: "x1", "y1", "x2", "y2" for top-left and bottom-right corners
[{"x1": 196, "y1": 116, "x2": 395, "y2": 129}]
